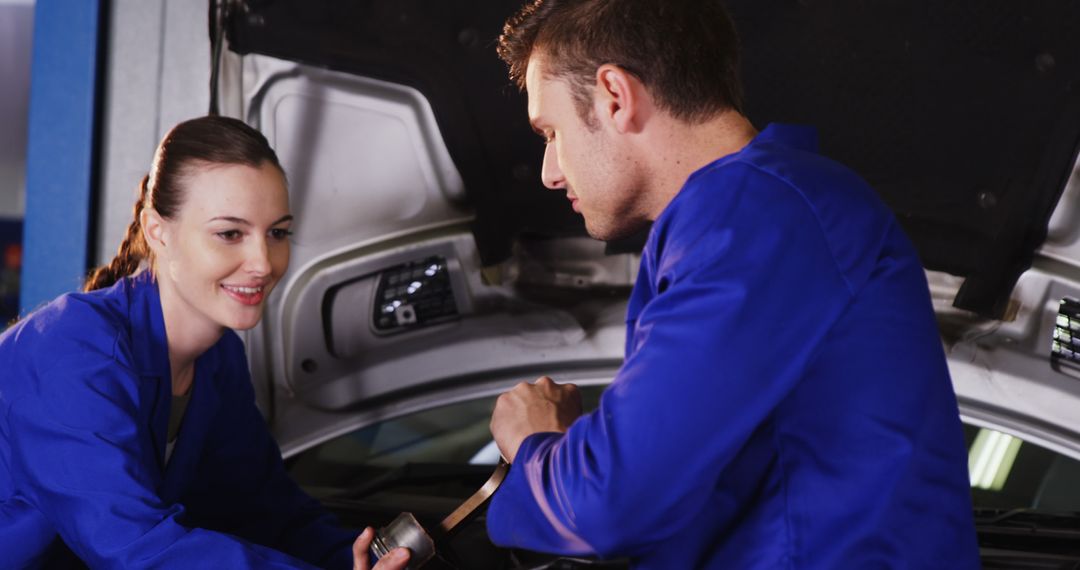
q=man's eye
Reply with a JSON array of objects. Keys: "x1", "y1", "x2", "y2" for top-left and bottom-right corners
[
  {"x1": 216, "y1": 230, "x2": 242, "y2": 241},
  {"x1": 270, "y1": 228, "x2": 294, "y2": 241}
]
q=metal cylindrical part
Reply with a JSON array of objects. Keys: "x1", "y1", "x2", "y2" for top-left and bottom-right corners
[{"x1": 370, "y1": 512, "x2": 436, "y2": 569}]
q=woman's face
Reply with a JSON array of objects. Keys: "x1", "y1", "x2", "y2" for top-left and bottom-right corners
[{"x1": 152, "y1": 161, "x2": 292, "y2": 334}]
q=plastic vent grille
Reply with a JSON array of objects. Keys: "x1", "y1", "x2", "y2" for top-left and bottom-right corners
[
  {"x1": 372, "y1": 256, "x2": 459, "y2": 334},
  {"x1": 1051, "y1": 298, "x2": 1080, "y2": 366}
]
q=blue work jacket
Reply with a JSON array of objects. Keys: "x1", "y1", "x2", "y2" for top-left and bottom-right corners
[
  {"x1": 487, "y1": 124, "x2": 981, "y2": 568},
  {"x1": 0, "y1": 272, "x2": 355, "y2": 568}
]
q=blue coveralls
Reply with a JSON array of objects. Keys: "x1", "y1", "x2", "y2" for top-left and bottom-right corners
[
  {"x1": 487, "y1": 124, "x2": 981, "y2": 568},
  {"x1": 0, "y1": 272, "x2": 355, "y2": 568}
]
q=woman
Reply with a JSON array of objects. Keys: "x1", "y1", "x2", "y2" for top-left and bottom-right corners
[{"x1": 0, "y1": 116, "x2": 408, "y2": 569}]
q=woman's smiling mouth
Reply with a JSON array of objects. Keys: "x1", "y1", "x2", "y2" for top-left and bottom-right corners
[{"x1": 221, "y1": 284, "x2": 266, "y2": 305}]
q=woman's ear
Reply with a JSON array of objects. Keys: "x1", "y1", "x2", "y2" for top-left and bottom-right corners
[{"x1": 141, "y1": 208, "x2": 168, "y2": 256}]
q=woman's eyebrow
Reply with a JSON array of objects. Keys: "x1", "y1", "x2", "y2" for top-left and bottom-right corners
[
  {"x1": 207, "y1": 216, "x2": 251, "y2": 225},
  {"x1": 206, "y1": 214, "x2": 294, "y2": 225}
]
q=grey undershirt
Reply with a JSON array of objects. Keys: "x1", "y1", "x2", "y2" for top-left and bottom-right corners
[{"x1": 164, "y1": 388, "x2": 193, "y2": 464}]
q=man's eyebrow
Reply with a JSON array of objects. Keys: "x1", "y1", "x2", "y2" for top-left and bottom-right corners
[{"x1": 207, "y1": 214, "x2": 294, "y2": 225}]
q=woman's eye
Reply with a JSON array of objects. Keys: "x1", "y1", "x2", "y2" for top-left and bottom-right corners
[
  {"x1": 216, "y1": 230, "x2": 242, "y2": 241},
  {"x1": 270, "y1": 228, "x2": 294, "y2": 241}
]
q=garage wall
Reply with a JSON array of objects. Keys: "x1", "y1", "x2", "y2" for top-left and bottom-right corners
[
  {"x1": 95, "y1": 0, "x2": 209, "y2": 264},
  {"x1": 0, "y1": 0, "x2": 34, "y2": 220}
]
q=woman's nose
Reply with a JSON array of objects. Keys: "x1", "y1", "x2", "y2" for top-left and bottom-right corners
[{"x1": 244, "y1": 239, "x2": 271, "y2": 276}]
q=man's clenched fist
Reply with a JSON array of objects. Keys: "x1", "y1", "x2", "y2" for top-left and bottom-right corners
[{"x1": 490, "y1": 376, "x2": 584, "y2": 462}]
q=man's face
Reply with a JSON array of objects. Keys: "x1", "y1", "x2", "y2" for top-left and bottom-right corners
[{"x1": 525, "y1": 56, "x2": 648, "y2": 241}]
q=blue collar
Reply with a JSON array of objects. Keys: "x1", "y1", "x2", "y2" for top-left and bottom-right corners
[
  {"x1": 753, "y1": 123, "x2": 819, "y2": 152},
  {"x1": 117, "y1": 271, "x2": 227, "y2": 478},
  {"x1": 124, "y1": 271, "x2": 171, "y2": 379},
  {"x1": 682, "y1": 123, "x2": 819, "y2": 187},
  {"x1": 121, "y1": 271, "x2": 222, "y2": 379}
]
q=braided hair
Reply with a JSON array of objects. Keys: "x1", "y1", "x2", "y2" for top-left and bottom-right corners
[{"x1": 83, "y1": 116, "x2": 283, "y2": 291}]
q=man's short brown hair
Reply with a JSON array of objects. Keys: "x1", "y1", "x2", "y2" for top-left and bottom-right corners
[{"x1": 497, "y1": 0, "x2": 743, "y2": 124}]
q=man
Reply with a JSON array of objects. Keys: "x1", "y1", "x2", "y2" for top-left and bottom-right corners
[{"x1": 486, "y1": 0, "x2": 981, "y2": 568}]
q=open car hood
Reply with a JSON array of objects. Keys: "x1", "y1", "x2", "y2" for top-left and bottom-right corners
[
  {"x1": 207, "y1": 1, "x2": 1080, "y2": 457},
  {"x1": 223, "y1": 0, "x2": 1080, "y2": 319}
]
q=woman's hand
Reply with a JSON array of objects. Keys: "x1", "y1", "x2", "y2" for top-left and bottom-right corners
[{"x1": 353, "y1": 527, "x2": 411, "y2": 570}]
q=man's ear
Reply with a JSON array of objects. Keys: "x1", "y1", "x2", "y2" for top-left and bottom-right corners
[
  {"x1": 141, "y1": 208, "x2": 168, "y2": 256},
  {"x1": 595, "y1": 64, "x2": 647, "y2": 134}
]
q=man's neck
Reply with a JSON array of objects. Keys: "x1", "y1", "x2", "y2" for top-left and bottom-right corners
[{"x1": 639, "y1": 110, "x2": 758, "y2": 220}]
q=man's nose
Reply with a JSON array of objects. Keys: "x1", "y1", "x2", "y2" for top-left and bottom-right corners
[{"x1": 540, "y1": 143, "x2": 566, "y2": 190}]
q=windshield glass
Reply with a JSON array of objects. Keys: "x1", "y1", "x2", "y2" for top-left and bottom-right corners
[
  {"x1": 286, "y1": 387, "x2": 1080, "y2": 514},
  {"x1": 286, "y1": 385, "x2": 607, "y2": 500},
  {"x1": 964, "y1": 424, "x2": 1080, "y2": 512}
]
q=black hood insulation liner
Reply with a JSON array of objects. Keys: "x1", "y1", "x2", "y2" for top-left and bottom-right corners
[{"x1": 224, "y1": 0, "x2": 1080, "y2": 319}]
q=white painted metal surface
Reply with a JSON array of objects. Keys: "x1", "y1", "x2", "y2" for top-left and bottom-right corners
[
  {"x1": 0, "y1": 1, "x2": 33, "y2": 219},
  {"x1": 95, "y1": 0, "x2": 210, "y2": 264}
]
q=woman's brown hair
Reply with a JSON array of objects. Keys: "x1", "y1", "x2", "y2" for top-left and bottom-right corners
[{"x1": 84, "y1": 116, "x2": 284, "y2": 291}]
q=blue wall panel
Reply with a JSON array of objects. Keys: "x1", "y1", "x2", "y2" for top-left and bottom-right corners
[{"x1": 20, "y1": 0, "x2": 103, "y2": 313}]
